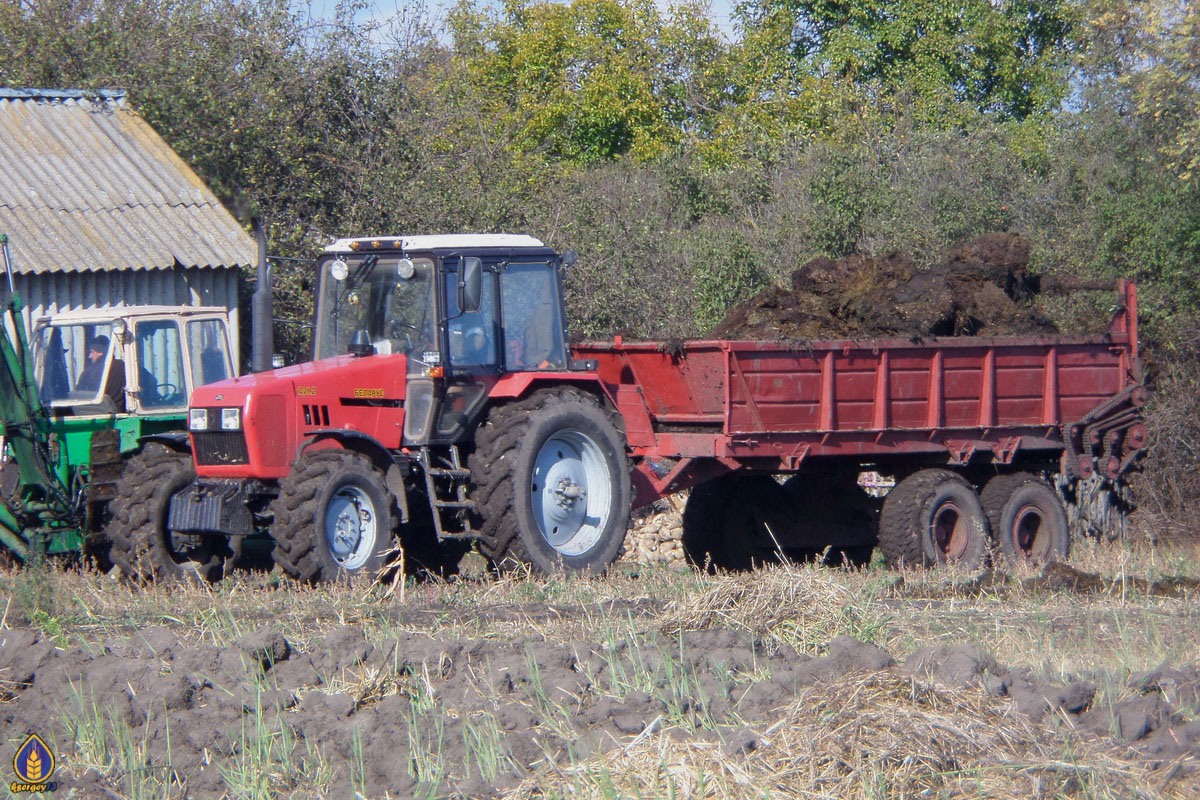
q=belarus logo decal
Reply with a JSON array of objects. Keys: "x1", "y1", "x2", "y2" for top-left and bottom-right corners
[{"x1": 11, "y1": 733, "x2": 57, "y2": 792}]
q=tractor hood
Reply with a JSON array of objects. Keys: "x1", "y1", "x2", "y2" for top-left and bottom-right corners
[
  {"x1": 190, "y1": 353, "x2": 409, "y2": 408},
  {"x1": 189, "y1": 354, "x2": 409, "y2": 480}
]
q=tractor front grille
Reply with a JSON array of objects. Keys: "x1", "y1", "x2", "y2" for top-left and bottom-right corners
[{"x1": 193, "y1": 431, "x2": 250, "y2": 466}]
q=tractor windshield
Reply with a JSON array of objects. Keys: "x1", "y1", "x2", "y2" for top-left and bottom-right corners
[{"x1": 314, "y1": 255, "x2": 437, "y2": 363}]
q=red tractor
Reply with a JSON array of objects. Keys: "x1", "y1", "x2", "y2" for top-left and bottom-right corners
[
  {"x1": 110, "y1": 235, "x2": 632, "y2": 581},
  {"x1": 108, "y1": 234, "x2": 1144, "y2": 582}
]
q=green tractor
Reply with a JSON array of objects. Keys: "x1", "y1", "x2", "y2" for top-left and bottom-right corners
[{"x1": 0, "y1": 234, "x2": 238, "y2": 566}]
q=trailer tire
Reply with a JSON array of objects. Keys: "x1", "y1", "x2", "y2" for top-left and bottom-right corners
[
  {"x1": 878, "y1": 469, "x2": 990, "y2": 569},
  {"x1": 269, "y1": 449, "x2": 397, "y2": 583},
  {"x1": 107, "y1": 445, "x2": 236, "y2": 582},
  {"x1": 468, "y1": 388, "x2": 630, "y2": 574},
  {"x1": 981, "y1": 474, "x2": 1069, "y2": 564},
  {"x1": 682, "y1": 475, "x2": 790, "y2": 572}
]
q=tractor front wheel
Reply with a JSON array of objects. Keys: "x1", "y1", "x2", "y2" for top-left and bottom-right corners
[
  {"x1": 269, "y1": 450, "x2": 397, "y2": 583},
  {"x1": 107, "y1": 445, "x2": 237, "y2": 582}
]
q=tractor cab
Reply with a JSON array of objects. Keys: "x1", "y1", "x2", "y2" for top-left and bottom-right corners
[
  {"x1": 30, "y1": 307, "x2": 235, "y2": 417},
  {"x1": 313, "y1": 234, "x2": 571, "y2": 444}
]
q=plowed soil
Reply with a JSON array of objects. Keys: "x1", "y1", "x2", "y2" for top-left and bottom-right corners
[
  {"x1": 710, "y1": 232, "x2": 1059, "y2": 340},
  {"x1": 3, "y1": 561, "x2": 1200, "y2": 798}
]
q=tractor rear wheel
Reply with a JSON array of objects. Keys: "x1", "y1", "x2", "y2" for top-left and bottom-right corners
[
  {"x1": 878, "y1": 469, "x2": 990, "y2": 569},
  {"x1": 468, "y1": 388, "x2": 630, "y2": 574},
  {"x1": 108, "y1": 445, "x2": 237, "y2": 582},
  {"x1": 682, "y1": 474, "x2": 790, "y2": 572},
  {"x1": 269, "y1": 450, "x2": 397, "y2": 583},
  {"x1": 981, "y1": 473, "x2": 1069, "y2": 564}
]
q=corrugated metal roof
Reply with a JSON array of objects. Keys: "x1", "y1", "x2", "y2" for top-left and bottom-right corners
[{"x1": 0, "y1": 90, "x2": 256, "y2": 274}]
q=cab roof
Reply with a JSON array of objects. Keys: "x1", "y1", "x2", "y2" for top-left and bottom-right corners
[{"x1": 324, "y1": 234, "x2": 547, "y2": 254}]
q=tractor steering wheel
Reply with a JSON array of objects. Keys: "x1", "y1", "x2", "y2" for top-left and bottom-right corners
[
  {"x1": 155, "y1": 383, "x2": 181, "y2": 404},
  {"x1": 387, "y1": 320, "x2": 421, "y2": 338}
]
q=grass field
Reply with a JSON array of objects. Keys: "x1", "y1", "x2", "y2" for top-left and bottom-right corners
[{"x1": 2, "y1": 538, "x2": 1199, "y2": 798}]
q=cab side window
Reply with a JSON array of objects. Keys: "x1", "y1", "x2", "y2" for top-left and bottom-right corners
[
  {"x1": 501, "y1": 265, "x2": 565, "y2": 370},
  {"x1": 187, "y1": 320, "x2": 233, "y2": 386}
]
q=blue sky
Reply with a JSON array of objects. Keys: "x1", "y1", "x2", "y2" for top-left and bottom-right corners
[{"x1": 298, "y1": 0, "x2": 740, "y2": 41}]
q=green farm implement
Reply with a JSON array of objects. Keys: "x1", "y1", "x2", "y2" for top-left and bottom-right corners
[{"x1": 0, "y1": 233, "x2": 238, "y2": 564}]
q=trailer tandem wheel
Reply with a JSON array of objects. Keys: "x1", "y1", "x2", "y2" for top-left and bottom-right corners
[
  {"x1": 269, "y1": 449, "x2": 398, "y2": 583},
  {"x1": 980, "y1": 474, "x2": 1069, "y2": 564},
  {"x1": 468, "y1": 388, "x2": 631, "y2": 574},
  {"x1": 107, "y1": 445, "x2": 237, "y2": 583},
  {"x1": 878, "y1": 469, "x2": 990, "y2": 569}
]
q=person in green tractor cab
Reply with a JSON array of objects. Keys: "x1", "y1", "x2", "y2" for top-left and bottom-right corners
[{"x1": 76, "y1": 335, "x2": 126, "y2": 412}]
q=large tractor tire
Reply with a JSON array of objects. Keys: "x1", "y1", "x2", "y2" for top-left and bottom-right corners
[
  {"x1": 107, "y1": 445, "x2": 237, "y2": 582},
  {"x1": 269, "y1": 450, "x2": 397, "y2": 583},
  {"x1": 468, "y1": 388, "x2": 631, "y2": 574},
  {"x1": 878, "y1": 469, "x2": 990, "y2": 569},
  {"x1": 682, "y1": 474, "x2": 791, "y2": 572},
  {"x1": 981, "y1": 473, "x2": 1069, "y2": 564}
]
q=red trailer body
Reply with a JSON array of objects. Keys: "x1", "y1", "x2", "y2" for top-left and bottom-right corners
[{"x1": 575, "y1": 280, "x2": 1144, "y2": 509}]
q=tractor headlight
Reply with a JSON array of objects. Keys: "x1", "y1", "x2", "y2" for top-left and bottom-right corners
[
  {"x1": 220, "y1": 407, "x2": 242, "y2": 430},
  {"x1": 189, "y1": 408, "x2": 209, "y2": 431}
]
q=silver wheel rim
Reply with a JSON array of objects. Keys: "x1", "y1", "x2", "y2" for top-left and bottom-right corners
[
  {"x1": 531, "y1": 429, "x2": 612, "y2": 557},
  {"x1": 324, "y1": 485, "x2": 377, "y2": 570}
]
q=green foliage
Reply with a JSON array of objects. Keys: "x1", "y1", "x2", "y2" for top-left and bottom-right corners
[
  {"x1": 693, "y1": 232, "x2": 768, "y2": 331},
  {"x1": 1123, "y1": 3, "x2": 1200, "y2": 182},
  {"x1": 737, "y1": 0, "x2": 1075, "y2": 124},
  {"x1": 448, "y1": 0, "x2": 728, "y2": 163},
  {"x1": 804, "y1": 148, "x2": 881, "y2": 256}
]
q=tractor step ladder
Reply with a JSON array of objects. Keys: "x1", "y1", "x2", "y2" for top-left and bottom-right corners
[{"x1": 418, "y1": 446, "x2": 478, "y2": 540}]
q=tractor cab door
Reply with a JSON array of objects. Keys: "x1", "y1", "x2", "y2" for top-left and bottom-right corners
[
  {"x1": 428, "y1": 259, "x2": 569, "y2": 442},
  {"x1": 184, "y1": 318, "x2": 234, "y2": 387},
  {"x1": 132, "y1": 319, "x2": 188, "y2": 411},
  {"x1": 499, "y1": 263, "x2": 567, "y2": 372},
  {"x1": 432, "y1": 258, "x2": 500, "y2": 440},
  {"x1": 134, "y1": 316, "x2": 234, "y2": 412}
]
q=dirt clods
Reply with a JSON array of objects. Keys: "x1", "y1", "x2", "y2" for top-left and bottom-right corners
[
  {"x1": 1026, "y1": 562, "x2": 1200, "y2": 597},
  {"x1": 3, "y1": 619, "x2": 1199, "y2": 797},
  {"x1": 710, "y1": 232, "x2": 1059, "y2": 340}
]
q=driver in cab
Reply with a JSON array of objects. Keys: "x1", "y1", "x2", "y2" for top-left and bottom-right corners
[{"x1": 77, "y1": 335, "x2": 126, "y2": 411}]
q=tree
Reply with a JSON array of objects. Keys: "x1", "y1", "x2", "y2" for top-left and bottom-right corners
[
  {"x1": 446, "y1": 0, "x2": 728, "y2": 163},
  {"x1": 734, "y1": 0, "x2": 1075, "y2": 124}
]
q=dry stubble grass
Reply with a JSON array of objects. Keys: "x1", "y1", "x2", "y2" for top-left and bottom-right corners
[{"x1": 1, "y1": 538, "x2": 1199, "y2": 798}]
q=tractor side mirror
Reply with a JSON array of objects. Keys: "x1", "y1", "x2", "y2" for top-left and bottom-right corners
[{"x1": 459, "y1": 257, "x2": 482, "y2": 314}]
